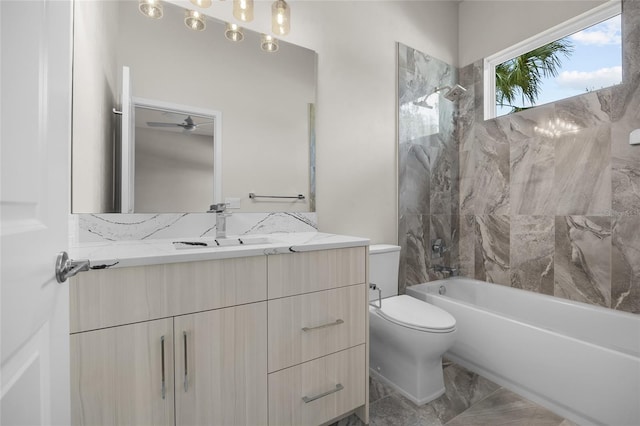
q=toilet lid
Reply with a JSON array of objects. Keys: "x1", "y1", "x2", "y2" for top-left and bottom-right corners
[{"x1": 376, "y1": 295, "x2": 456, "y2": 332}]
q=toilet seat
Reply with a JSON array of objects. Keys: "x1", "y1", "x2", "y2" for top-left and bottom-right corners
[{"x1": 375, "y1": 295, "x2": 456, "y2": 333}]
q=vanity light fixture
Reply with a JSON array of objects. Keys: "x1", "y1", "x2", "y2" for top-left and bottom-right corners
[
  {"x1": 225, "y1": 23, "x2": 244, "y2": 42},
  {"x1": 261, "y1": 34, "x2": 279, "y2": 52},
  {"x1": 190, "y1": 0, "x2": 212, "y2": 8},
  {"x1": 185, "y1": 10, "x2": 206, "y2": 31},
  {"x1": 233, "y1": 0, "x2": 254, "y2": 22},
  {"x1": 138, "y1": 0, "x2": 163, "y2": 19},
  {"x1": 271, "y1": 0, "x2": 290, "y2": 36}
]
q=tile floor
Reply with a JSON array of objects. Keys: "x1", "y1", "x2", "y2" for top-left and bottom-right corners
[{"x1": 330, "y1": 362, "x2": 576, "y2": 426}]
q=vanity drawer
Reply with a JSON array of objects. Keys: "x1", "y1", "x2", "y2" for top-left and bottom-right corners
[
  {"x1": 268, "y1": 284, "x2": 366, "y2": 372},
  {"x1": 70, "y1": 256, "x2": 267, "y2": 333},
  {"x1": 267, "y1": 247, "x2": 366, "y2": 299},
  {"x1": 268, "y1": 345, "x2": 366, "y2": 426}
]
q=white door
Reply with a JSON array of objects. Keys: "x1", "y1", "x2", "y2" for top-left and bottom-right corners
[
  {"x1": 121, "y1": 66, "x2": 134, "y2": 213},
  {"x1": 1, "y1": 1, "x2": 72, "y2": 425}
]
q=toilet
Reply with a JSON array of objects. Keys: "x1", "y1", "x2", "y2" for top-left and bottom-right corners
[{"x1": 369, "y1": 244, "x2": 456, "y2": 405}]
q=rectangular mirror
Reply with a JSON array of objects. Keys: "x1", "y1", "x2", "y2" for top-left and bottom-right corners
[{"x1": 72, "y1": 0, "x2": 317, "y2": 213}]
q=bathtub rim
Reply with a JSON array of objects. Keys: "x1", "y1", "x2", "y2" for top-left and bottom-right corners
[{"x1": 407, "y1": 277, "x2": 640, "y2": 358}]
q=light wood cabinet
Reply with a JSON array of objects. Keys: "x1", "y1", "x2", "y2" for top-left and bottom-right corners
[
  {"x1": 268, "y1": 284, "x2": 366, "y2": 372},
  {"x1": 70, "y1": 256, "x2": 267, "y2": 333},
  {"x1": 267, "y1": 247, "x2": 366, "y2": 298},
  {"x1": 267, "y1": 246, "x2": 369, "y2": 426},
  {"x1": 70, "y1": 318, "x2": 174, "y2": 426},
  {"x1": 70, "y1": 246, "x2": 368, "y2": 426},
  {"x1": 174, "y1": 303, "x2": 268, "y2": 426},
  {"x1": 268, "y1": 345, "x2": 366, "y2": 426}
]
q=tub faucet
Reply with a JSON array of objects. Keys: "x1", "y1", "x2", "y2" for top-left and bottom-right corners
[
  {"x1": 433, "y1": 265, "x2": 459, "y2": 277},
  {"x1": 209, "y1": 203, "x2": 231, "y2": 238}
]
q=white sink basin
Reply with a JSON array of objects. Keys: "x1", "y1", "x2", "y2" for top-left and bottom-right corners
[
  {"x1": 172, "y1": 236, "x2": 276, "y2": 250},
  {"x1": 239, "y1": 236, "x2": 272, "y2": 245},
  {"x1": 216, "y1": 238, "x2": 242, "y2": 247}
]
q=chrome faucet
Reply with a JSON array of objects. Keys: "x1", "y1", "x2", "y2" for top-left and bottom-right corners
[
  {"x1": 432, "y1": 264, "x2": 459, "y2": 277},
  {"x1": 431, "y1": 238, "x2": 448, "y2": 258},
  {"x1": 209, "y1": 203, "x2": 230, "y2": 238}
]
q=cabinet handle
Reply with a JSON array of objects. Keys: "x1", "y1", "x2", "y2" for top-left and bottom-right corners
[
  {"x1": 302, "y1": 383, "x2": 344, "y2": 403},
  {"x1": 183, "y1": 331, "x2": 188, "y2": 392},
  {"x1": 301, "y1": 319, "x2": 344, "y2": 332},
  {"x1": 160, "y1": 335, "x2": 166, "y2": 400}
]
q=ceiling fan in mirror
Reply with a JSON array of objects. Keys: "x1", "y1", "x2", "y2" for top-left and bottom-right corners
[{"x1": 146, "y1": 115, "x2": 213, "y2": 132}]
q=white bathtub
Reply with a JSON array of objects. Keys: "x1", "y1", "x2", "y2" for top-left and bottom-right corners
[{"x1": 406, "y1": 277, "x2": 640, "y2": 426}]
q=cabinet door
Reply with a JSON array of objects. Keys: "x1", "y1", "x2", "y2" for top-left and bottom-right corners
[
  {"x1": 70, "y1": 318, "x2": 174, "y2": 426},
  {"x1": 175, "y1": 302, "x2": 268, "y2": 426}
]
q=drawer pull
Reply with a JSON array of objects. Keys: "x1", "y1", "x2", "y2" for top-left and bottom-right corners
[
  {"x1": 301, "y1": 319, "x2": 344, "y2": 332},
  {"x1": 302, "y1": 383, "x2": 344, "y2": 403}
]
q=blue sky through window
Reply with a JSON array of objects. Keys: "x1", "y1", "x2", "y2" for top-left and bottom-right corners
[{"x1": 496, "y1": 15, "x2": 622, "y2": 117}]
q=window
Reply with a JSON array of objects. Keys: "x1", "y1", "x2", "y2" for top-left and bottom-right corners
[{"x1": 484, "y1": 1, "x2": 621, "y2": 119}]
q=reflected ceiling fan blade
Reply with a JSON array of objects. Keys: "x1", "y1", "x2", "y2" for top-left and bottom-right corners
[{"x1": 147, "y1": 121, "x2": 183, "y2": 127}]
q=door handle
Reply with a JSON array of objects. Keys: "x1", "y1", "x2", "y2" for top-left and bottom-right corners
[
  {"x1": 55, "y1": 251, "x2": 90, "y2": 283},
  {"x1": 183, "y1": 331, "x2": 188, "y2": 392},
  {"x1": 161, "y1": 335, "x2": 166, "y2": 400}
]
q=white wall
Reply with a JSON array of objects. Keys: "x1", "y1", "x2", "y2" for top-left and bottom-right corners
[
  {"x1": 72, "y1": 1, "x2": 119, "y2": 212},
  {"x1": 135, "y1": 128, "x2": 214, "y2": 212},
  {"x1": 458, "y1": 0, "x2": 607, "y2": 66}
]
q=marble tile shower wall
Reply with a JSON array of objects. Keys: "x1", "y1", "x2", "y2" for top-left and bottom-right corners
[
  {"x1": 456, "y1": 0, "x2": 640, "y2": 314},
  {"x1": 398, "y1": 43, "x2": 459, "y2": 295}
]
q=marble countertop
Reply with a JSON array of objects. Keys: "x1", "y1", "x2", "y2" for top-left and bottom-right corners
[{"x1": 70, "y1": 232, "x2": 370, "y2": 269}]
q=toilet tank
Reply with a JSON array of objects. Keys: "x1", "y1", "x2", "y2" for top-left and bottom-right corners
[{"x1": 369, "y1": 244, "x2": 401, "y2": 301}]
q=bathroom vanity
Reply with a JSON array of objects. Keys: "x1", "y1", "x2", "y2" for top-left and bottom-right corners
[{"x1": 68, "y1": 234, "x2": 369, "y2": 426}]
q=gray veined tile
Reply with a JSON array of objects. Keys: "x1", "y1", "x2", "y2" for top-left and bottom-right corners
[
  {"x1": 623, "y1": 0, "x2": 640, "y2": 84},
  {"x1": 369, "y1": 376, "x2": 396, "y2": 404},
  {"x1": 554, "y1": 125, "x2": 612, "y2": 215},
  {"x1": 399, "y1": 142, "x2": 431, "y2": 216},
  {"x1": 493, "y1": 104, "x2": 555, "y2": 143},
  {"x1": 555, "y1": 91, "x2": 612, "y2": 130},
  {"x1": 369, "y1": 394, "x2": 432, "y2": 426},
  {"x1": 475, "y1": 215, "x2": 510, "y2": 286},
  {"x1": 458, "y1": 215, "x2": 476, "y2": 278},
  {"x1": 445, "y1": 388, "x2": 565, "y2": 426},
  {"x1": 611, "y1": 80, "x2": 640, "y2": 216},
  {"x1": 401, "y1": 214, "x2": 430, "y2": 291},
  {"x1": 510, "y1": 135, "x2": 556, "y2": 215},
  {"x1": 510, "y1": 216, "x2": 554, "y2": 295},
  {"x1": 554, "y1": 216, "x2": 612, "y2": 307},
  {"x1": 424, "y1": 363, "x2": 500, "y2": 424},
  {"x1": 430, "y1": 142, "x2": 456, "y2": 215},
  {"x1": 430, "y1": 214, "x2": 456, "y2": 270},
  {"x1": 471, "y1": 123, "x2": 510, "y2": 215},
  {"x1": 458, "y1": 150, "x2": 475, "y2": 215},
  {"x1": 611, "y1": 215, "x2": 640, "y2": 313}
]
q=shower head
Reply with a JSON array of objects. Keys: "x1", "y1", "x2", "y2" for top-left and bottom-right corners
[
  {"x1": 438, "y1": 84, "x2": 467, "y2": 102},
  {"x1": 412, "y1": 99, "x2": 434, "y2": 109},
  {"x1": 413, "y1": 84, "x2": 467, "y2": 108}
]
